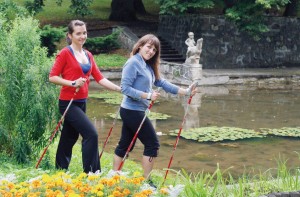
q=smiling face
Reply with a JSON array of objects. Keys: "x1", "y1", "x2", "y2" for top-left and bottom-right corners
[
  {"x1": 138, "y1": 42, "x2": 157, "y2": 61},
  {"x1": 68, "y1": 24, "x2": 87, "y2": 47}
]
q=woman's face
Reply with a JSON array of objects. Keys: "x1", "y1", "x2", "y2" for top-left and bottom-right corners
[
  {"x1": 68, "y1": 25, "x2": 87, "y2": 46},
  {"x1": 138, "y1": 42, "x2": 157, "y2": 61}
]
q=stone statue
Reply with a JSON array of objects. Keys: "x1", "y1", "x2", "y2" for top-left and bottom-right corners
[
  {"x1": 185, "y1": 32, "x2": 196, "y2": 48},
  {"x1": 185, "y1": 38, "x2": 203, "y2": 65}
]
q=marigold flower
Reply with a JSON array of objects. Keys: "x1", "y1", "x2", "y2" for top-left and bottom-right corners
[
  {"x1": 133, "y1": 171, "x2": 141, "y2": 177},
  {"x1": 141, "y1": 189, "x2": 153, "y2": 195},
  {"x1": 123, "y1": 188, "x2": 130, "y2": 195},
  {"x1": 31, "y1": 180, "x2": 41, "y2": 188},
  {"x1": 160, "y1": 187, "x2": 169, "y2": 195},
  {"x1": 7, "y1": 182, "x2": 15, "y2": 190}
]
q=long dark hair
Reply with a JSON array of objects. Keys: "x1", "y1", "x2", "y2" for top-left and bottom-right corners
[
  {"x1": 131, "y1": 34, "x2": 161, "y2": 80},
  {"x1": 66, "y1": 20, "x2": 86, "y2": 45}
]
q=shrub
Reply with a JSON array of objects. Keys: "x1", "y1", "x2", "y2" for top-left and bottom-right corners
[
  {"x1": 0, "y1": 16, "x2": 59, "y2": 164},
  {"x1": 84, "y1": 31, "x2": 121, "y2": 54},
  {"x1": 40, "y1": 24, "x2": 65, "y2": 57}
]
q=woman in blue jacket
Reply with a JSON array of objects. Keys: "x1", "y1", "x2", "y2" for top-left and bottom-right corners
[{"x1": 113, "y1": 34, "x2": 197, "y2": 182}]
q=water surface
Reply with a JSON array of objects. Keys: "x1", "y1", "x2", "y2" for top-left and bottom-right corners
[{"x1": 88, "y1": 84, "x2": 300, "y2": 177}]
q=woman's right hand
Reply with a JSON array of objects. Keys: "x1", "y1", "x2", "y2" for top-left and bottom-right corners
[
  {"x1": 73, "y1": 77, "x2": 87, "y2": 87},
  {"x1": 150, "y1": 90, "x2": 160, "y2": 101}
]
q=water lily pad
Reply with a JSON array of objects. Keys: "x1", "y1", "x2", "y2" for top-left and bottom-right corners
[
  {"x1": 107, "y1": 112, "x2": 171, "y2": 120},
  {"x1": 89, "y1": 91, "x2": 123, "y2": 105},
  {"x1": 168, "y1": 126, "x2": 265, "y2": 142},
  {"x1": 259, "y1": 127, "x2": 300, "y2": 137}
]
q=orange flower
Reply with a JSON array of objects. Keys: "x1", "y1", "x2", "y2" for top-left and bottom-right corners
[
  {"x1": 112, "y1": 190, "x2": 123, "y2": 197},
  {"x1": 123, "y1": 188, "x2": 131, "y2": 195},
  {"x1": 31, "y1": 180, "x2": 41, "y2": 188}
]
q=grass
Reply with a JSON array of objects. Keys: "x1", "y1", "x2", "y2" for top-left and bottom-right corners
[
  {"x1": 94, "y1": 53, "x2": 128, "y2": 69},
  {"x1": 13, "y1": 0, "x2": 160, "y2": 25},
  {"x1": 2, "y1": 145, "x2": 300, "y2": 196},
  {"x1": 13, "y1": 0, "x2": 153, "y2": 68}
]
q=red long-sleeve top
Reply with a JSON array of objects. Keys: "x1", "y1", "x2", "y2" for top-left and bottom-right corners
[{"x1": 49, "y1": 47, "x2": 104, "y2": 100}]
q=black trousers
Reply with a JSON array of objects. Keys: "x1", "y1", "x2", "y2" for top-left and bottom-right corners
[
  {"x1": 56, "y1": 100, "x2": 100, "y2": 173},
  {"x1": 114, "y1": 107, "x2": 160, "y2": 158}
]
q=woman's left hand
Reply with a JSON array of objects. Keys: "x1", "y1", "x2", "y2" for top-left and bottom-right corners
[{"x1": 186, "y1": 81, "x2": 198, "y2": 96}]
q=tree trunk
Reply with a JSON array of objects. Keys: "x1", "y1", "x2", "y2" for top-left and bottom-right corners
[
  {"x1": 109, "y1": 0, "x2": 137, "y2": 21},
  {"x1": 283, "y1": 0, "x2": 298, "y2": 17},
  {"x1": 223, "y1": 0, "x2": 237, "y2": 14},
  {"x1": 134, "y1": 0, "x2": 147, "y2": 14}
]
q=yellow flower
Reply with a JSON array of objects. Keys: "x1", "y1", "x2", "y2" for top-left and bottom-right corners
[
  {"x1": 77, "y1": 173, "x2": 87, "y2": 180},
  {"x1": 31, "y1": 180, "x2": 41, "y2": 188},
  {"x1": 42, "y1": 174, "x2": 51, "y2": 183},
  {"x1": 123, "y1": 188, "x2": 130, "y2": 195},
  {"x1": 133, "y1": 171, "x2": 141, "y2": 177},
  {"x1": 141, "y1": 189, "x2": 153, "y2": 195},
  {"x1": 1, "y1": 190, "x2": 13, "y2": 197},
  {"x1": 7, "y1": 182, "x2": 15, "y2": 190},
  {"x1": 97, "y1": 191, "x2": 104, "y2": 196},
  {"x1": 160, "y1": 187, "x2": 169, "y2": 195},
  {"x1": 88, "y1": 174, "x2": 99, "y2": 181},
  {"x1": 112, "y1": 190, "x2": 123, "y2": 197},
  {"x1": 95, "y1": 183, "x2": 104, "y2": 190}
]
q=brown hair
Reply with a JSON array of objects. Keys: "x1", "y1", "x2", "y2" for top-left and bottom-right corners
[
  {"x1": 66, "y1": 20, "x2": 86, "y2": 45},
  {"x1": 131, "y1": 34, "x2": 161, "y2": 79}
]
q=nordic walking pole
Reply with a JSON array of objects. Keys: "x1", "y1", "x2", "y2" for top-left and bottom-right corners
[
  {"x1": 35, "y1": 88, "x2": 79, "y2": 169},
  {"x1": 117, "y1": 88, "x2": 161, "y2": 171},
  {"x1": 163, "y1": 82, "x2": 198, "y2": 184},
  {"x1": 99, "y1": 106, "x2": 120, "y2": 159}
]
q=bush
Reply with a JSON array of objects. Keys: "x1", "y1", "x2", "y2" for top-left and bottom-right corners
[
  {"x1": 0, "y1": 16, "x2": 59, "y2": 164},
  {"x1": 84, "y1": 30, "x2": 121, "y2": 54},
  {"x1": 40, "y1": 24, "x2": 65, "y2": 57}
]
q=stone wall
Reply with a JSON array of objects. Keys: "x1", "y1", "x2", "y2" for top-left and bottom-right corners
[
  {"x1": 158, "y1": 15, "x2": 300, "y2": 69},
  {"x1": 113, "y1": 26, "x2": 138, "y2": 52}
]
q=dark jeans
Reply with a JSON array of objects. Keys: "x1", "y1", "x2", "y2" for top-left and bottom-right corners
[
  {"x1": 114, "y1": 107, "x2": 160, "y2": 158},
  {"x1": 56, "y1": 100, "x2": 100, "y2": 173}
]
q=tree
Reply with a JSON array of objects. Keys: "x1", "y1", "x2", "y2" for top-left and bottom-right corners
[
  {"x1": 25, "y1": 0, "x2": 93, "y2": 18},
  {"x1": 109, "y1": 0, "x2": 148, "y2": 21},
  {"x1": 283, "y1": 0, "x2": 299, "y2": 16},
  {"x1": 155, "y1": 0, "x2": 294, "y2": 36},
  {"x1": 109, "y1": 0, "x2": 137, "y2": 21}
]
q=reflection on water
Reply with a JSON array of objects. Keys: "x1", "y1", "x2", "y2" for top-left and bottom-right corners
[{"x1": 87, "y1": 84, "x2": 300, "y2": 177}]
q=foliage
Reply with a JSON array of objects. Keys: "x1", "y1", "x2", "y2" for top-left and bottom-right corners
[
  {"x1": 107, "y1": 111, "x2": 171, "y2": 121},
  {"x1": 259, "y1": 127, "x2": 300, "y2": 137},
  {"x1": 0, "y1": 171, "x2": 167, "y2": 196},
  {"x1": 169, "y1": 126, "x2": 265, "y2": 142},
  {"x1": 0, "y1": 16, "x2": 59, "y2": 163},
  {"x1": 155, "y1": 0, "x2": 215, "y2": 15},
  {"x1": 94, "y1": 53, "x2": 127, "y2": 68},
  {"x1": 40, "y1": 24, "x2": 65, "y2": 57},
  {"x1": 169, "y1": 126, "x2": 300, "y2": 142},
  {"x1": 155, "y1": 0, "x2": 293, "y2": 37},
  {"x1": 24, "y1": 0, "x2": 44, "y2": 14},
  {"x1": 225, "y1": 0, "x2": 289, "y2": 37},
  {"x1": 0, "y1": 0, "x2": 28, "y2": 26},
  {"x1": 23, "y1": 0, "x2": 94, "y2": 18},
  {"x1": 84, "y1": 31, "x2": 121, "y2": 54},
  {"x1": 89, "y1": 91, "x2": 123, "y2": 105},
  {"x1": 2, "y1": 142, "x2": 300, "y2": 196},
  {"x1": 68, "y1": 0, "x2": 94, "y2": 18}
]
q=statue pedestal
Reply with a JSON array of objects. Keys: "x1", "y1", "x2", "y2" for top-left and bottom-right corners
[{"x1": 183, "y1": 63, "x2": 202, "y2": 81}]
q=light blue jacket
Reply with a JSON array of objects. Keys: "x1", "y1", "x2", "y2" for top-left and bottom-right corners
[{"x1": 121, "y1": 53, "x2": 179, "y2": 111}]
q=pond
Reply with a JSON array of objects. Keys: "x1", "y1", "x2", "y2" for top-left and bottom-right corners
[{"x1": 88, "y1": 82, "x2": 300, "y2": 177}]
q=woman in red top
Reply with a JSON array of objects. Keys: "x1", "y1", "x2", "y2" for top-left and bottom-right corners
[{"x1": 49, "y1": 20, "x2": 121, "y2": 173}]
